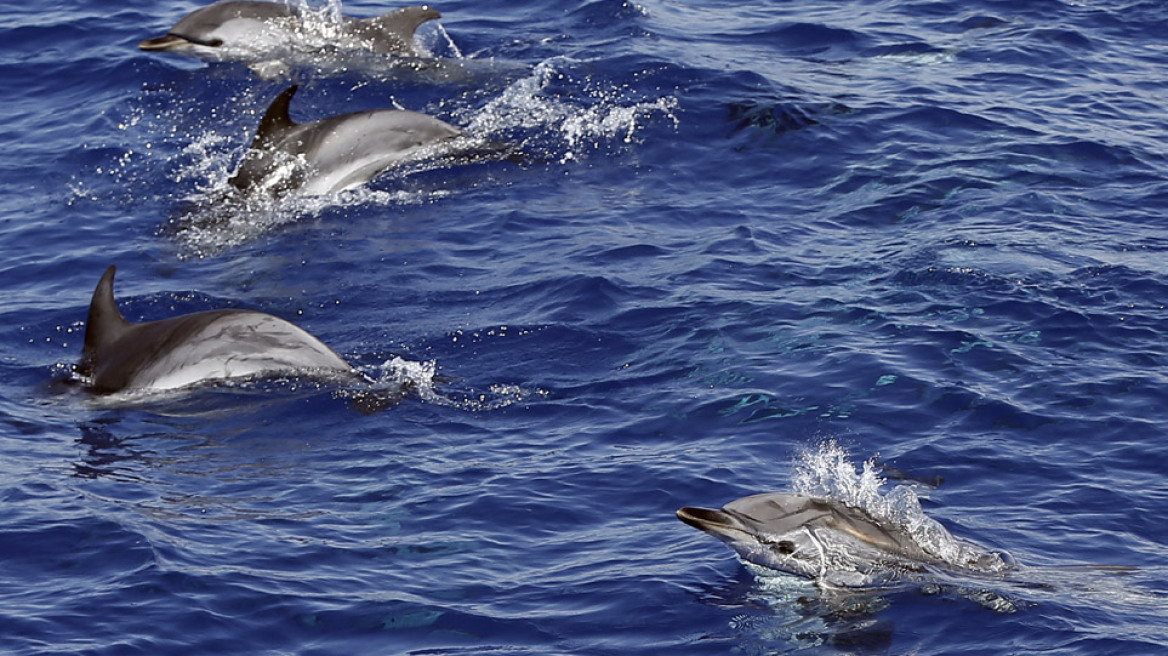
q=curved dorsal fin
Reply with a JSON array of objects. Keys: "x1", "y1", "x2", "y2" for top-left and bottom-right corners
[
  {"x1": 80, "y1": 265, "x2": 132, "y2": 375},
  {"x1": 252, "y1": 85, "x2": 300, "y2": 149},
  {"x1": 352, "y1": 6, "x2": 440, "y2": 52}
]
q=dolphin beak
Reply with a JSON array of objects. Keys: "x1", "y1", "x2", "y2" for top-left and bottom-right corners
[
  {"x1": 678, "y1": 506, "x2": 721, "y2": 529},
  {"x1": 677, "y1": 506, "x2": 746, "y2": 540},
  {"x1": 139, "y1": 34, "x2": 190, "y2": 51}
]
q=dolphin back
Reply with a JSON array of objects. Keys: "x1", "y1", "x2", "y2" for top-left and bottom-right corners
[
  {"x1": 122, "y1": 311, "x2": 355, "y2": 392},
  {"x1": 172, "y1": 0, "x2": 298, "y2": 39},
  {"x1": 86, "y1": 308, "x2": 355, "y2": 394}
]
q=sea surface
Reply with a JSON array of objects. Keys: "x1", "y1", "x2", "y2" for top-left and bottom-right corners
[{"x1": 2, "y1": 0, "x2": 1167, "y2": 653}]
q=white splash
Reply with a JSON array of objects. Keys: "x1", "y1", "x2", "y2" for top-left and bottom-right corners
[
  {"x1": 366, "y1": 357, "x2": 542, "y2": 411},
  {"x1": 371, "y1": 356, "x2": 442, "y2": 402},
  {"x1": 283, "y1": 0, "x2": 380, "y2": 54},
  {"x1": 792, "y1": 441, "x2": 1011, "y2": 573},
  {"x1": 165, "y1": 185, "x2": 438, "y2": 257},
  {"x1": 457, "y1": 57, "x2": 678, "y2": 163}
]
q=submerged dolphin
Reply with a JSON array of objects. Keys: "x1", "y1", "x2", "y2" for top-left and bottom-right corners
[
  {"x1": 228, "y1": 84, "x2": 465, "y2": 196},
  {"x1": 139, "y1": 1, "x2": 440, "y2": 59},
  {"x1": 678, "y1": 492, "x2": 1011, "y2": 588},
  {"x1": 78, "y1": 266, "x2": 358, "y2": 394}
]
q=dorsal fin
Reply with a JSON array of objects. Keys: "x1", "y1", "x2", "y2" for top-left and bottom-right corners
[
  {"x1": 352, "y1": 6, "x2": 441, "y2": 53},
  {"x1": 80, "y1": 266, "x2": 132, "y2": 375},
  {"x1": 230, "y1": 86, "x2": 300, "y2": 192},
  {"x1": 251, "y1": 85, "x2": 299, "y2": 149}
]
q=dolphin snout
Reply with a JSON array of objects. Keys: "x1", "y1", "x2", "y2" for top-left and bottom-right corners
[
  {"x1": 139, "y1": 34, "x2": 189, "y2": 51},
  {"x1": 677, "y1": 506, "x2": 730, "y2": 531}
]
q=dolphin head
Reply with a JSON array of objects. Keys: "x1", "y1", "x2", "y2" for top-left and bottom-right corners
[
  {"x1": 139, "y1": 0, "x2": 298, "y2": 56},
  {"x1": 678, "y1": 493, "x2": 948, "y2": 586}
]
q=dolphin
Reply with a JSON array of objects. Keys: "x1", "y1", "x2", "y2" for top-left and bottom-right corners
[
  {"x1": 78, "y1": 266, "x2": 358, "y2": 394},
  {"x1": 678, "y1": 492, "x2": 1011, "y2": 588},
  {"x1": 228, "y1": 84, "x2": 465, "y2": 196},
  {"x1": 139, "y1": 1, "x2": 441, "y2": 60}
]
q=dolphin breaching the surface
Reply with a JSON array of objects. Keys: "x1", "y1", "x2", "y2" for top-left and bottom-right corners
[
  {"x1": 228, "y1": 84, "x2": 466, "y2": 196},
  {"x1": 78, "y1": 266, "x2": 359, "y2": 395},
  {"x1": 139, "y1": 1, "x2": 442, "y2": 60},
  {"x1": 677, "y1": 492, "x2": 1013, "y2": 589}
]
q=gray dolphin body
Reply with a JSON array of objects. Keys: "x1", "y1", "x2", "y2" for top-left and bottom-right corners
[
  {"x1": 228, "y1": 84, "x2": 464, "y2": 196},
  {"x1": 79, "y1": 266, "x2": 357, "y2": 394},
  {"x1": 678, "y1": 493, "x2": 1011, "y2": 588},
  {"x1": 139, "y1": 1, "x2": 440, "y2": 59}
]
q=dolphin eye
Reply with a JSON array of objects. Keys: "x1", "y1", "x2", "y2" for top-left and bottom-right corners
[{"x1": 207, "y1": 38, "x2": 224, "y2": 47}]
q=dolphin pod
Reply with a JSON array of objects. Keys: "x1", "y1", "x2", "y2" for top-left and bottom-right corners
[
  {"x1": 79, "y1": 266, "x2": 357, "y2": 394},
  {"x1": 229, "y1": 84, "x2": 464, "y2": 196},
  {"x1": 75, "y1": 2, "x2": 468, "y2": 396},
  {"x1": 139, "y1": 0, "x2": 440, "y2": 60},
  {"x1": 72, "y1": 0, "x2": 1034, "y2": 614},
  {"x1": 677, "y1": 492, "x2": 1013, "y2": 588}
]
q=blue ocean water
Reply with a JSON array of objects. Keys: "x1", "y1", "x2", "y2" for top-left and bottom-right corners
[{"x1": 2, "y1": 0, "x2": 1168, "y2": 653}]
